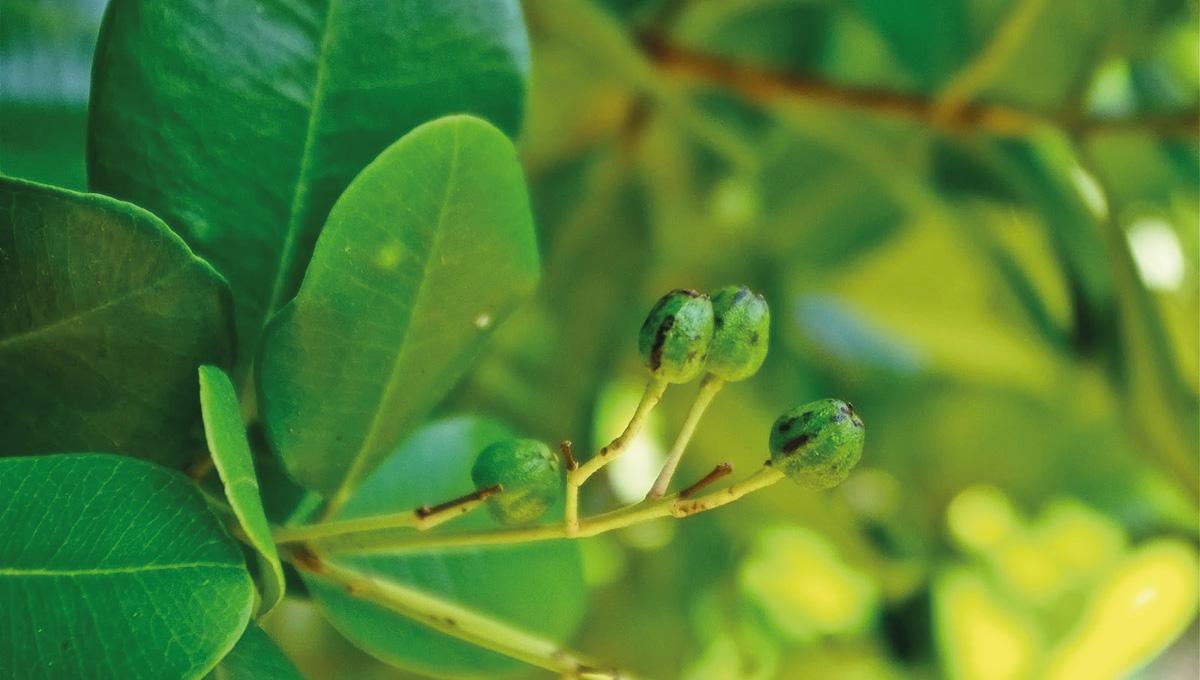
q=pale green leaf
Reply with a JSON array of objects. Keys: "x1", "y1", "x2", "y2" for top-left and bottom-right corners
[
  {"x1": 199, "y1": 365, "x2": 286, "y2": 618},
  {"x1": 258, "y1": 115, "x2": 540, "y2": 502}
]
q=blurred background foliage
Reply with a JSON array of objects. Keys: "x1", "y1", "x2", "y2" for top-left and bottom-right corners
[{"x1": 2, "y1": 0, "x2": 1197, "y2": 678}]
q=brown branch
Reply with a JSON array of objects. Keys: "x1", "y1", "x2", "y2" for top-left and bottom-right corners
[{"x1": 639, "y1": 33, "x2": 1199, "y2": 139}]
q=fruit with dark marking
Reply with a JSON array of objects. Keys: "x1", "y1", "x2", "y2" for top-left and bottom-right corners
[
  {"x1": 768, "y1": 399, "x2": 864, "y2": 488},
  {"x1": 636, "y1": 289, "x2": 714, "y2": 383}
]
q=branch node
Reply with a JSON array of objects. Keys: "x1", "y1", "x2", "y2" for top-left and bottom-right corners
[{"x1": 679, "y1": 462, "x2": 733, "y2": 499}]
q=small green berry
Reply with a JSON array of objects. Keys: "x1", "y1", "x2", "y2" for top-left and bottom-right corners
[
  {"x1": 471, "y1": 438, "x2": 562, "y2": 526},
  {"x1": 706, "y1": 285, "x2": 770, "y2": 381},
  {"x1": 768, "y1": 399, "x2": 864, "y2": 488},
  {"x1": 637, "y1": 289, "x2": 715, "y2": 383}
]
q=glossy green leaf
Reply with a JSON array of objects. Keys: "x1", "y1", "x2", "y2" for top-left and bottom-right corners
[
  {"x1": 0, "y1": 176, "x2": 234, "y2": 466},
  {"x1": 303, "y1": 417, "x2": 585, "y2": 677},
  {"x1": 88, "y1": 0, "x2": 530, "y2": 357},
  {"x1": 207, "y1": 626, "x2": 303, "y2": 680},
  {"x1": 258, "y1": 115, "x2": 540, "y2": 501},
  {"x1": 0, "y1": 454, "x2": 254, "y2": 679},
  {"x1": 199, "y1": 365, "x2": 285, "y2": 618}
]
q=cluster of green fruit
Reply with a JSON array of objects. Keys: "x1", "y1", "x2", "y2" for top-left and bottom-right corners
[{"x1": 471, "y1": 287, "x2": 865, "y2": 526}]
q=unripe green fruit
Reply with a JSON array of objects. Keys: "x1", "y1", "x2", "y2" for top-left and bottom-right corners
[
  {"x1": 471, "y1": 439, "x2": 562, "y2": 526},
  {"x1": 706, "y1": 285, "x2": 769, "y2": 381},
  {"x1": 637, "y1": 289, "x2": 715, "y2": 383},
  {"x1": 768, "y1": 399, "x2": 864, "y2": 488}
]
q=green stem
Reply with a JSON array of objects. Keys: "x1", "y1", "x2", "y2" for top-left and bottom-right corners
[
  {"x1": 297, "y1": 466, "x2": 784, "y2": 555},
  {"x1": 294, "y1": 557, "x2": 627, "y2": 679},
  {"x1": 565, "y1": 376, "x2": 668, "y2": 535},
  {"x1": 274, "y1": 485, "x2": 502, "y2": 544},
  {"x1": 646, "y1": 374, "x2": 724, "y2": 499}
]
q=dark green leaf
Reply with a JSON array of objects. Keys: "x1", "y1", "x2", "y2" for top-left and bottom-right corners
[
  {"x1": 0, "y1": 454, "x2": 254, "y2": 679},
  {"x1": 0, "y1": 176, "x2": 234, "y2": 467},
  {"x1": 853, "y1": 0, "x2": 968, "y2": 90},
  {"x1": 88, "y1": 0, "x2": 531, "y2": 358},
  {"x1": 208, "y1": 626, "x2": 303, "y2": 680},
  {"x1": 199, "y1": 365, "x2": 286, "y2": 617},
  {"x1": 258, "y1": 115, "x2": 540, "y2": 502},
  {"x1": 303, "y1": 417, "x2": 585, "y2": 677}
]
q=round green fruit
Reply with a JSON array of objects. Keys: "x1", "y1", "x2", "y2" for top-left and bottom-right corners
[
  {"x1": 768, "y1": 399, "x2": 864, "y2": 488},
  {"x1": 637, "y1": 289, "x2": 715, "y2": 383},
  {"x1": 470, "y1": 438, "x2": 562, "y2": 526},
  {"x1": 706, "y1": 285, "x2": 769, "y2": 381}
]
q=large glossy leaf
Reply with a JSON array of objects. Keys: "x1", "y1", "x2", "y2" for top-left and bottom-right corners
[
  {"x1": 207, "y1": 626, "x2": 303, "y2": 680},
  {"x1": 199, "y1": 365, "x2": 285, "y2": 618},
  {"x1": 0, "y1": 454, "x2": 254, "y2": 679},
  {"x1": 88, "y1": 0, "x2": 531, "y2": 357},
  {"x1": 0, "y1": 176, "x2": 234, "y2": 466},
  {"x1": 303, "y1": 417, "x2": 586, "y2": 677},
  {"x1": 257, "y1": 115, "x2": 540, "y2": 502}
]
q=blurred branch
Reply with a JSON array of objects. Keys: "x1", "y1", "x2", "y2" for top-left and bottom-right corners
[{"x1": 640, "y1": 34, "x2": 1199, "y2": 139}]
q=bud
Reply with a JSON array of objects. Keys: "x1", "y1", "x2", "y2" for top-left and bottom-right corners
[
  {"x1": 637, "y1": 289, "x2": 715, "y2": 383},
  {"x1": 768, "y1": 399, "x2": 864, "y2": 488},
  {"x1": 471, "y1": 439, "x2": 562, "y2": 525},
  {"x1": 705, "y1": 285, "x2": 769, "y2": 381}
]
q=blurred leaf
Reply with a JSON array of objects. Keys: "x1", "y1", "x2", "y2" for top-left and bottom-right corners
[
  {"x1": 1046, "y1": 540, "x2": 1199, "y2": 679},
  {"x1": 304, "y1": 417, "x2": 586, "y2": 677},
  {"x1": 740, "y1": 526, "x2": 880, "y2": 641},
  {"x1": 672, "y1": 0, "x2": 832, "y2": 71},
  {"x1": 0, "y1": 176, "x2": 234, "y2": 467},
  {"x1": 0, "y1": 454, "x2": 254, "y2": 679},
  {"x1": 258, "y1": 116, "x2": 539, "y2": 503},
  {"x1": 934, "y1": 567, "x2": 1043, "y2": 680},
  {"x1": 853, "y1": 0, "x2": 969, "y2": 90},
  {"x1": 88, "y1": 0, "x2": 530, "y2": 357},
  {"x1": 208, "y1": 626, "x2": 304, "y2": 680},
  {"x1": 200, "y1": 365, "x2": 286, "y2": 618},
  {"x1": 805, "y1": 217, "x2": 1063, "y2": 389},
  {"x1": 0, "y1": 104, "x2": 88, "y2": 190}
]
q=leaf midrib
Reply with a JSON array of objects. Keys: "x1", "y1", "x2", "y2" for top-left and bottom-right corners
[
  {"x1": 0, "y1": 561, "x2": 244, "y2": 577},
  {"x1": 0, "y1": 264, "x2": 193, "y2": 352},
  {"x1": 265, "y1": 0, "x2": 338, "y2": 316},
  {"x1": 330, "y1": 122, "x2": 465, "y2": 503}
]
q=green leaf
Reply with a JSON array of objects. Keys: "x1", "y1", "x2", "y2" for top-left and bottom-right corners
[
  {"x1": 88, "y1": 0, "x2": 531, "y2": 358},
  {"x1": 0, "y1": 176, "x2": 234, "y2": 467},
  {"x1": 207, "y1": 626, "x2": 303, "y2": 680},
  {"x1": 302, "y1": 417, "x2": 585, "y2": 677},
  {"x1": 853, "y1": 0, "x2": 969, "y2": 90},
  {"x1": 199, "y1": 365, "x2": 286, "y2": 618},
  {"x1": 0, "y1": 454, "x2": 254, "y2": 679},
  {"x1": 257, "y1": 115, "x2": 540, "y2": 502}
]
